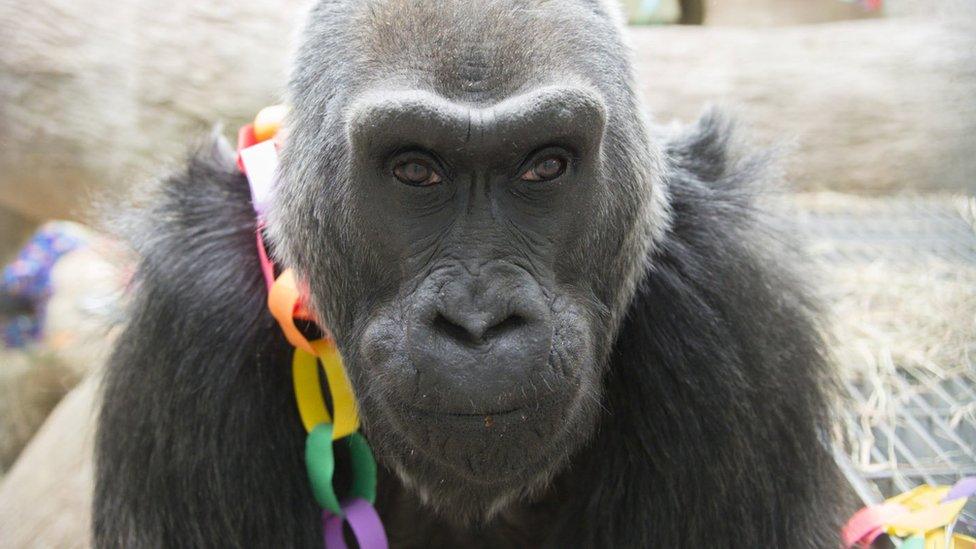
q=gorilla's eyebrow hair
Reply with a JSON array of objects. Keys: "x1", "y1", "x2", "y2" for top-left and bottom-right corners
[{"x1": 345, "y1": 85, "x2": 607, "y2": 160}]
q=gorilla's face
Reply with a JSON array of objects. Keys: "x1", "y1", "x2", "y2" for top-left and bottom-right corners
[
  {"x1": 346, "y1": 86, "x2": 607, "y2": 487},
  {"x1": 273, "y1": 0, "x2": 666, "y2": 518}
]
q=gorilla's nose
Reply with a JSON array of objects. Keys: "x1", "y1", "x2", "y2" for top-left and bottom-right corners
[
  {"x1": 431, "y1": 305, "x2": 527, "y2": 346},
  {"x1": 406, "y1": 265, "x2": 553, "y2": 414}
]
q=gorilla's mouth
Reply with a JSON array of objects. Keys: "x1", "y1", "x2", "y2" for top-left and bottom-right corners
[
  {"x1": 407, "y1": 406, "x2": 525, "y2": 419},
  {"x1": 390, "y1": 400, "x2": 571, "y2": 482},
  {"x1": 368, "y1": 361, "x2": 584, "y2": 486},
  {"x1": 400, "y1": 405, "x2": 535, "y2": 436}
]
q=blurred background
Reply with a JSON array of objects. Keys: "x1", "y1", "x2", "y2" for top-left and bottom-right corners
[{"x1": 0, "y1": 0, "x2": 974, "y2": 546}]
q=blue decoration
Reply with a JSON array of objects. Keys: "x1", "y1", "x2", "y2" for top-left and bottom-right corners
[{"x1": 1, "y1": 222, "x2": 86, "y2": 347}]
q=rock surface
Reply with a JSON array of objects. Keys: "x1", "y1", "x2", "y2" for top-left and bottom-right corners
[
  {"x1": 0, "y1": 0, "x2": 309, "y2": 224},
  {"x1": 0, "y1": 374, "x2": 97, "y2": 548},
  {"x1": 2, "y1": 2, "x2": 973, "y2": 242},
  {"x1": 0, "y1": 232, "x2": 123, "y2": 472},
  {"x1": 631, "y1": 17, "x2": 976, "y2": 194}
]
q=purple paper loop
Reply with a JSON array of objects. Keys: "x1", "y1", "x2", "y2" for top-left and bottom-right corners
[
  {"x1": 322, "y1": 498, "x2": 388, "y2": 549},
  {"x1": 943, "y1": 476, "x2": 976, "y2": 502}
]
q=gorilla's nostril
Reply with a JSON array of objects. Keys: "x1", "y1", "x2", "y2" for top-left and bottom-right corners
[
  {"x1": 483, "y1": 314, "x2": 526, "y2": 340},
  {"x1": 432, "y1": 312, "x2": 481, "y2": 345},
  {"x1": 431, "y1": 311, "x2": 527, "y2": 346}
]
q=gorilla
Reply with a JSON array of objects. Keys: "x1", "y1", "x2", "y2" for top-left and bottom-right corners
[{"x1": 94, "y1": 0, "x2": 847, "y2": 546}]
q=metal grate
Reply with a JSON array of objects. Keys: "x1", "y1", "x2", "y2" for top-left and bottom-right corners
[
  {"x1": 782, "y1": 194, "x2": 976, "y2": 533},
  {"x1": 787, "y1": 195, "x2": 976, "y2": 265},
  {"x1": 835, "y1": 368, "x2": 976, "y2": 531}
]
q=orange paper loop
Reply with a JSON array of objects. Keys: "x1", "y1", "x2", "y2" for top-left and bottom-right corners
[
  {"x1": 269, "y1": 269, "x2": 316, "y2": 354},
  {"x1": 253, "y1": 104, "x2": 290, "y2": 142}
]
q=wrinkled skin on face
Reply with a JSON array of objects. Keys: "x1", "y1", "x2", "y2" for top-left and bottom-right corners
[{"x1": 270, "y1": 0, "x2": 668, "y2": 519}]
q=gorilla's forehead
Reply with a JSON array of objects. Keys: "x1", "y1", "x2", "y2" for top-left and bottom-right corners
[{"x1": 298, "y1": 0, "x2": 624, "y2": 103}]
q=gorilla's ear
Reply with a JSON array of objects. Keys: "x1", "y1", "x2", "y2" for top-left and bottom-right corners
[{"x1": 94, "y1": 135, "x2": 317, "y2": 546}]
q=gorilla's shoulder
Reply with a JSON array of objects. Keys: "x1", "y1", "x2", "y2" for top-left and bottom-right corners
[
  {"x1": 641, "y1": 108, "x2": 824, "y2": 370},
  {"x1": 661, "y1": 107, "x2": 775, "y2": 186},
  {"x1": 657, "y1": 108, "x2": 785, "y2": 239},
  {"x1": 114, "y1": 133, "x2": 265, "y2": 319},
  {"x1": 128, "y1": 133, "x2": 252, "y2": 248}
]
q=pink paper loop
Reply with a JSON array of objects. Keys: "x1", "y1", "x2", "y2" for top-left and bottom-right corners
[
  {"x1": 254, "y1": 227, "x2": 275, "y2": 293},
  {"x1": 842, "y1": 503, "x2": 910, "y2": 548},
  {"x1": 322, "y1": 498, "x2": 388, "y2": 549},
  {"x1": 236, "y1": 124, "x2": 257, "y2": 173}
]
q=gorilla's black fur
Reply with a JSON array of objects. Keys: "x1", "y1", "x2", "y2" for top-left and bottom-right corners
[
  {"x1": 95, "y1": 113, "x2": 846, "y2": 547},
  {"x1": 95, "y1": 0, "x2": 848, "y2": 545}
]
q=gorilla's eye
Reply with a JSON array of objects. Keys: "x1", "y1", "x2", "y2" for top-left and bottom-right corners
[
  {"x1": 520, "y1": 156, "x2": 567, "y2": 182},
  {"x1": 393, "y1": 160, "x2": 442, "y2": 186}
]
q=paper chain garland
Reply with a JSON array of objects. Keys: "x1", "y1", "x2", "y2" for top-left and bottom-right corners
[
  {"x1": 238, "y1": 105, "x2": 389, "y2": 549},
  {"x1": 842, "y1": 477, "x2": 976, "y2": 548}
]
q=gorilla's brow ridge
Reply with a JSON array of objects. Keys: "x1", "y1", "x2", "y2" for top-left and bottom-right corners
[{"x1": 345, "y1": 85, "x2": 607, "y2": 156}]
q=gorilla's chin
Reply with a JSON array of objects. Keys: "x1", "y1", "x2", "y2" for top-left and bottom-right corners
[
  {"x1": 387, "y1": 390, "x2": 579, "y2": 483},
  {"x1": 373, "y1": 387, "x2": 592, "y2": 520}
]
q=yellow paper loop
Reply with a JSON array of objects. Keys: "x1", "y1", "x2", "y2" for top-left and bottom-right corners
[
  {"x1": 312, "y1": 339, "x2": 360, "y2": 439},
  {"x1": 885, "y1": 498, "x2": 967, "y2": 538},
  {"x1": 292, "y1": 343, "x2": 360, "y2": 439},
  {"x1": 924, "y1": 530, "x2": 976, "y2": 549},
  {"x1": 293, "y1": 347, "x2": 331, "y2": 431},
  {"x1": 884, "y1": 485, "x2": 968, "y2": 538}
]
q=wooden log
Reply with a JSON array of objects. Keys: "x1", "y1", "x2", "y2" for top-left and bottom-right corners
[{"x1": 704, "y1": 0, "x2": 878, "y2": 26}]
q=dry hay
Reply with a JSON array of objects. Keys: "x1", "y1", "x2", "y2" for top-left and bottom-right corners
[{"x1": 827, "y1": 258, "x2": 976, "y2": 478}]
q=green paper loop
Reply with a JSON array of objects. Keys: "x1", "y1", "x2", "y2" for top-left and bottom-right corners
[
  {"x1": 346, "y1": 433, "x2": 377, "y2": 504},
  {"x1": 306, "y1": 423, "x2": 341, "y2": 514},
  {"x1": 900, "y1": 537, "x2": 924, "y2": 549},
  {"x1": 305, "y1": 424, "x2": 379, "y2": 515}
]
